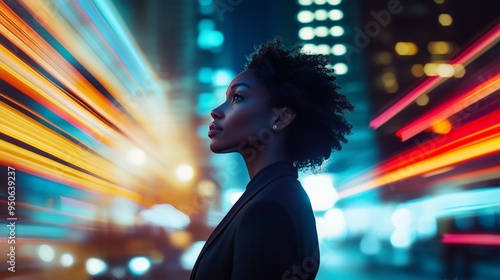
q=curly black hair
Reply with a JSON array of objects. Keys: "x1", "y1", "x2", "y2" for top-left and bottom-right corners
[{"x1": 245, "y1": 37, "x2": 354, "y2": 171}]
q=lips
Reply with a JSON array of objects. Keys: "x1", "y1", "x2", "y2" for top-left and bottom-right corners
[{"x1": 208, "y1": 123, "x2": 223, "y2": 138}]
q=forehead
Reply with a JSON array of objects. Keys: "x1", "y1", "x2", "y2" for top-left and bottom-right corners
[{"x1": 228, "y1": 69, "x2": 263, "y2": 90}]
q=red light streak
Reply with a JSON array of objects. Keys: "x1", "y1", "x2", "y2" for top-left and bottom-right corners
[
  {"x1": 370, "y1": 23, "x2": 500, "y2": 129},
  {"x1": 442, "y1": 234, "x2": 500, "y2": 246},
  {"x1": 397, "y1": 72, "x2": 500, "y2": 141},
  {"x1": 338, "y1": 110, "x2": 500, "y2": 199}
]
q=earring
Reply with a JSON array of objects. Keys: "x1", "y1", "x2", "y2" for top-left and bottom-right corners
[{"x1": 272, "y1": 124, "x2": 277, "y2": 130}]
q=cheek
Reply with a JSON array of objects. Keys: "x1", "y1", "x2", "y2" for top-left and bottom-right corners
[{"x1": 226, "y1": 105, "x2": 268, "y2": 135}]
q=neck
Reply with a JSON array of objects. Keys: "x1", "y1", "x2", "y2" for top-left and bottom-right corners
[{"x1": 241, "y1": 136, "x2": 291, "y2": 178}]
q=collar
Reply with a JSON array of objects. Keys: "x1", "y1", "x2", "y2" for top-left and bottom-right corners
[
  {"x1": 246, "y1": 160, "x2": 298, "y2": 191},
  {"x1": 191, "y1": 161, "x2": 298, "y2": 277}
]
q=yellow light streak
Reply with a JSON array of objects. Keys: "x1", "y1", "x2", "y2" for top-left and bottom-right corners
[
  {"x1": 10, "y1": 0, "x2": 196, "y2": 181},
  {"x1": 0, "y1": 100, "x2": 141, "y2": 186},
  {"x1": 0, "y1": 97, "x2": 188, "y2": 205},
  {"x1": 0, "y1": 2, "x2": 132, "y2": 134},
  {"x1": 0, "y1": 43, "x2": 111, "y2": 137},
  {"x1": 16, "y1": 0, "x2": 153, "y2": 133},
  {"x1": 0, "y1": 139, "x2": 154, "y2": 206},
  {"x1": 0, "y1": 1, "x2": 197, "y2": 208}
]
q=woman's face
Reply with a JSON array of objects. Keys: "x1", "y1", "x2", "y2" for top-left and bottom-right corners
[{"x1": 208, "y1": 70, "x2": 274, "y2": 153}]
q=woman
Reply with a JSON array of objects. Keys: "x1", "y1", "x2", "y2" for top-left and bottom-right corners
[{"x1": 191, "y1": 38, "x2": 354, "y2": 280}]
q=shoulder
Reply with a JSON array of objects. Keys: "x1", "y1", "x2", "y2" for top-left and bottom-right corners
[
  {"x1": 242, "y1": 175, "x2": 314, "y2": 224},
  {"x1": 258, "y1": 175, "x2": 310, "y2": 207}
]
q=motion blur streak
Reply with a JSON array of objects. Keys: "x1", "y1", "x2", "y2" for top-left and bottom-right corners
[
  {"x1": 338, "y1": 110, "x2": 500, "y2": 199},
  {"x1": 378, "y1": 110, "x2": 500, "y2": 175},
  {"x1": 434, "y1": 166, "x2": 500, "y2": 186},
  {"x1": 14, "y1": 0, "x2": 196, "y2": 182},
  {"x1": 442, "y1": 234, "x2": 500, "y2": 246},
  {"x1": 338, "y1": 136, "x2": 499, "y2": 199},
  {"x1": 0, "y1": 0, "x2": 198, "y2": 211},
  {"x1": 0, "y1": 139, "x2": 151, "y2": 205},
  {"x1": 370, "y1": 22, "x2": 500, "y2": 129},
  {"x1": 0, "y1": 43, "x2": 101, "y2": 135},
  {"x1": 17, "y1": 0, "x2": 155, "y2": 130},
  {"x1": 397, "y1": 71, "x2": 500, "y2": 141},
  {"x1": 0, "y1": 100, "x2": 150, "y2": 190},
  {"x1": 0, "y1": 1, "x2": 128, "y2": 130}
]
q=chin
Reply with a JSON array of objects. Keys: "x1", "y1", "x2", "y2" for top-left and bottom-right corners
[{"x1": 209, "y1": 141, "x2": 238, "y2": 154}]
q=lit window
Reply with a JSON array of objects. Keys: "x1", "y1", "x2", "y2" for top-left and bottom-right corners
[
  {"x1": 328, "y1": 0, "x2": 342, "y2": 5},
  {"x1": 298, "y1": 0, "x2": 313, "y2": 5},
  {"x1": 197, "y1": 30, "x2": 224, "y2": 49},
  {"x1": 328, "y1": 9, "x2": 343, "y2": 20},
  {"x1": 428, "y1": 41, "x2": 453, "y2": 54},
  {"x1": 197, "y1": 67, "x2": 213, "y2": 83},
  {"x1": 302, "y1": 44, "x2": 316, "y2": 54},
  {"x1": 331, "y1": 44, "x2": 346, "y2": 55},
  {"x1": 437, "y1": 64, "x2": 454, "y2": 77},
  {"x1": 330, "y1": 26, "x2": 344, "y2": 36},
  {"x1": 411, "y1": 64, "x2": 424, "y2": 77},
  {"x1": 197, "y1": 19, "x2": 215, "y2": 31},
  {"x1": 416, "y1": 94, "x2": 429, "y2": 106},
  {"x1": 299, "y1": 27, "x2": 315, "y2": 40},
  {"x1": 438, "y1": 14, "x2": 453, "y2": 26},
  {"x1": 317, "y1": 44, "x2": 330, "y2": 54},
  {"x1": 333, "y1": 63, "x2": 348, "y2": 75},
  {"x1": 314, "y1": 26, "x2": 329, "y2": 37},
  {"x1": 213, "y1": 69, "x2": 234, "y2": 86},
  {"x1": 315, "y1": 9, "x2": 328, "y2": 21},
  {"x1": 297, "y1": 10, "x2": 314, "y2": 23},
  {"x1": 423, "y1": 63, "x2": 439, "y2": 76},
  {"x1": 395, "y1": 42, "x2": 418, "y2": 56},
  {"x1": 382, "y1": 72, "x2": 396, "y2": 87},
  {"x1": 198, "y1": 0, "x2": 213, "y2": 5},
  {"x1": 453, "y1": 64, "x2": 466, "y2": 78}
]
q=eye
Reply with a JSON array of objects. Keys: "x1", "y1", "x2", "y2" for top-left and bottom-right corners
[{"x1": 231, "y1": 93, "x2": 244, "y2": 103}]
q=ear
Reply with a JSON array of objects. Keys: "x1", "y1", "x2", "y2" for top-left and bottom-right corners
[{"x1": 270, "y1": 107, "x2": 296, "y2": 131}]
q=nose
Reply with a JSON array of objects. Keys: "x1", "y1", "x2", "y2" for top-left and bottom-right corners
[{"x1": 210, "y1": 108, "x2": 222, "y2": 120}]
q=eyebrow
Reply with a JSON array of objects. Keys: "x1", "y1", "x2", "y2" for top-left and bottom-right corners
[{"x1": 230, "y1": 83, "x2": 251, "y2": 90}]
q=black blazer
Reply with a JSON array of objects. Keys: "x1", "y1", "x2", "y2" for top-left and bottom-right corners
[{"x1": 191, "y1": 161, "x2": 319, "y2": 280}]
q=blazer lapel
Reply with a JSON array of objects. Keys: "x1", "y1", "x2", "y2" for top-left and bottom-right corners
[{"x1": 191, "y1": 162, "x2": 297, "y2": 278}]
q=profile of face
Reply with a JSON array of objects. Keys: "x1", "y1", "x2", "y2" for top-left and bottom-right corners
[{"x1": 208, "y1": 70, "x2": 275, "y2": 154}]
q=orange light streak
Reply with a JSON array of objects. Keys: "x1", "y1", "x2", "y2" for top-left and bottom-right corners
[
  {"x1": 0, "y1": 46, "x2": 183, "y2": 193},
  {"x1": 379, "y1": 111, "x2": 500, "y2": 175},
  {"x1": 342, "y1": 110, "x2": 500, "y2": 190},
  {"x1": 338, "y1": 136, "x2": 500, "y2": 199},
  {"x1": 0, "y1": 43, "x2": 109, "y2": 138},
  {"x1": 17, "y1": 0, "x2": 152, "y2": 132},
  {"x1": 0, "y1": 2, "x2": 132, "y2": 137},
  {"x1": 434, "y1": 166, "x2": 500, "y2": 186},
  {"x1": 13, "y1": 0, "x2": 195, "y2": 178}
]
